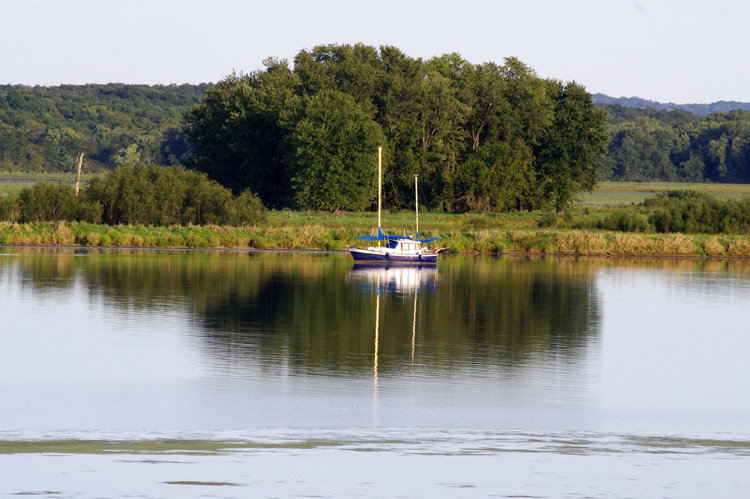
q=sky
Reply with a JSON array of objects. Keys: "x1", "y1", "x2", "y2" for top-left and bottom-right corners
[{"x1": 2, "y1": 0, "x2": 749, "y2": 104}]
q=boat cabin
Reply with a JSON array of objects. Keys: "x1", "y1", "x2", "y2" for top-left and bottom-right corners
[{"x1": 387, "y1": 239, "x2": 422, "y2": 253}]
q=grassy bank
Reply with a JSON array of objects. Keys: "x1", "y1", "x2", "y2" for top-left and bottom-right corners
[
  {"x1": 3, "y1": 177, "x2": 750, "y2": 257},
  {"x1": 3, "y1": 219, "x2": 750, "y2": 258},
  {"x1": 580, "y1": 181, "x2": 750, "y2": 205},
  {"x1": 0, "y1": 172, "x2": 100, "y2": 197}
]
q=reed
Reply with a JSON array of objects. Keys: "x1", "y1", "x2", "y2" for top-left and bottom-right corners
[
  {"x1": 700, "y1": 236, "x2": 726, "y2": 257},
  {"x1": 4, "y1": 221, "x2": 750, "y2": 258},
  {"x1": 553, "y1": 230, "x2": 609, "y2": 255},
  {"x1": 726, "y1": 238, "x2": 750, "y2": 256}
]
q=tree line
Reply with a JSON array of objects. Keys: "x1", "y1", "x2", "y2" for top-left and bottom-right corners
[
  {"x1": 593, "y1": 93, "x2": 750, "y2": 117},
  {"x1": 0, "y1": 83, "x2": 208, "y2": 173},
  {"x1": 184, "y1": 43, "x2": 608, "y2": 213},
  {"x1": 8, "y1": 49, "x2": 750, "y2": 215},
  {"x1": 600, "y1": 105, "x2": 750, "y2": 183},
  {"x1": 0, "y1": 165, "x2": 266, "y2": 226},
  {"x1": 595, "y1": 190, "x2": 750, "y2": 235}
]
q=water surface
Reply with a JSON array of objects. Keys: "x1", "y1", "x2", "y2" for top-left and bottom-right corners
[{"x1": 1, "y1": 249, "x2": 749, "y2": 498}]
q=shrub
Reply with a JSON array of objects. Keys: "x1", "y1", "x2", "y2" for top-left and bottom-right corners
[
  {"x1": 0, "y1": 194, "x2": 20, "y2": 222},
  {"x1": 75, "y1": 200, "x2": 103, "y2": 224},
  {"x1": 83, "y1": 165, "x2": 266, "y2": 227},
  {"x1": 224, "y1": 189, "x2": 266, "y2": 226},
  {"x1": 537, "y1": 213, "x2": 558, "y2": 228},
  {"x1": 644, "y1": 193, "x2": 750, "y2": 234},
  {"x1": 18, "y1": 183, "x2": 78, "y2": 223},
  {"x1": 601, "y1": 210, "x2": 649, "y2": 232}
]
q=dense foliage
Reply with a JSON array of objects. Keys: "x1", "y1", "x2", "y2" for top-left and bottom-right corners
[
  {"x1": 0, "y1": 165, "x2": 266, "y2": 226},
  {"x1": 595, "y1": 190, "x2": 750, "y2": 235},
  {"x1": 593, "y1": 94, "x2": 750, "y2": 117},
  {"x1": 8, "y1": 54, "x2": 750, "y2": 210},
  {"x1": 644, "y1": 191, "x2": 750, "y2": 234},
  {"x1": 600, "y1": 105, "x2": 750, "y2": 183},
  {"x1": 184, "y1": 44, "x2": 608, "y2": 212},
  {"x1": 0, "y1": 84, "x2": 209, "y2": 173}
]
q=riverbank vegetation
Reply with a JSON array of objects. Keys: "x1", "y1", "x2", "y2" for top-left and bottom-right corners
[
  {"x1": 2, "y1": 206, "x2": 750, "y2": 257},
  {"x1": 0, "y1": 165, "x2": 266, "y2": 226},
  {"x1": 4, "y1": 46, "x2": 750, "y2": 256},
  {"x1": 3, "y1": 171, "x2": 750, "y2": 256},
  {"x1": 6, "y1": 54, "x2": 750, "y2": 196}
]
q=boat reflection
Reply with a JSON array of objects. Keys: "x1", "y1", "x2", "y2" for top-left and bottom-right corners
[
  {"x1": 347, "y1": 264, "x2": 437, "y2": 295},
  {"x1": 348, "y1": 264, "x2": 438, "y2": 400}
]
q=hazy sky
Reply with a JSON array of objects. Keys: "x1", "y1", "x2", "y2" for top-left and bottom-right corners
[{"x1": 2, "y1": 0, "x2": 748, "y2": 103}]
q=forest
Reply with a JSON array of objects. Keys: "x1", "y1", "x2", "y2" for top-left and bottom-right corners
[
  {"x1": 183, "y1": 44, "x2": 608, "y2": 213},
  {"x1": 0, "y1": 83, "x2": 208, "y2": 172},
  {"x1": 599, "y1": 105, "x2": 750, "y2": 184},
  {"x1": 3, "y1": 44, "x2": 750, "y2": 215}
]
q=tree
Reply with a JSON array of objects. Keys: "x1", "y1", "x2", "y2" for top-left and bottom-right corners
[
  {"x1": 184, "y1": 44, "x2": 609, "y2": 213},
  {"x1": 535, "y1": 81, "x2": 608, "y2": 212},
  {"x1": 183, "y1": 63, "x2": 298, "y2": 208},
  {"x1": 289, "y1": 90, "x2": 386, "y2": 210},
  {"x1": 83, "y1": 165, "x2": 265, "y2": 226},
  {"x1": 18, "y1": 183, "x2": 78, "y2": 223}
]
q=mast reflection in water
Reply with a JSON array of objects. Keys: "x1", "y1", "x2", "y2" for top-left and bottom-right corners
[
  {"x1": 348, "y1": 264, "x2": 438, "y2": 397},
  {"x1": 192, "y1": 254, "x2": 601, "y2": 386},
  {"x1": 2, "y1": 249, "x2": 602, "y2": 382}
]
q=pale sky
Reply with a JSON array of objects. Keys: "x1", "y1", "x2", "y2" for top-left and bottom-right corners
[{"x1": 1, "y1": 0, "x2": 748, "y2": 104}]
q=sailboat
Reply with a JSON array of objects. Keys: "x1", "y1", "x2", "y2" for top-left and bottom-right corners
[{"x1": 347, "y1": 147, "x2": 443, "y2": 265}]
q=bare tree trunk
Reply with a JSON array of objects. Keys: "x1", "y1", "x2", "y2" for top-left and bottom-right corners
[{"x1": 75, "y1": 152, "x2": 84, "y2": 196}]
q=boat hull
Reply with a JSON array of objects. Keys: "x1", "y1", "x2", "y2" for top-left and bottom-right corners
[{"x1": 348, "y1": 247, "x2": 437, "y2": 265}]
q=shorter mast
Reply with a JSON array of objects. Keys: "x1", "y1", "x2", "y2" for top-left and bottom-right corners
[{"x1": 414, "y1": 174, "x2": 419, "y2": 237}]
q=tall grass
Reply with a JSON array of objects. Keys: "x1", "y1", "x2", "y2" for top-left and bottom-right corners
[{"x1": 4, "y1": 216, "x2": 750, "y2": 257}]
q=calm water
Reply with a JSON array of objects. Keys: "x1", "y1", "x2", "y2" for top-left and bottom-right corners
[{"x1": 1, "y1": 249, "x2": 749, "y2": 498}]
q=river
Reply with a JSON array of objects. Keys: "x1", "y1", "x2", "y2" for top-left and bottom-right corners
[{"x1": 1, "y1": 248, "x2": 749, "y2": 498}]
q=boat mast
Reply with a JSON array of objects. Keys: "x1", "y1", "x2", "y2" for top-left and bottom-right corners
[
  {"x1": 378, "y1": 146, "x2": 382, "y2": 247},
  {"x1": 414, "y1": 174, "x2": 419, "y2": 237}
]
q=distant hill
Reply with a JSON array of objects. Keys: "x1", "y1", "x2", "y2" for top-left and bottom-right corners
[
  {"x1": 0, "y1": 83, "x2": 211, "y2": 173},
  {"x1": 592, "y1": 93, "x2": 750, "y2": 117}
]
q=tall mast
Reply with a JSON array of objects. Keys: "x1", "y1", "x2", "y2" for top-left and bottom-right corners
[
  {"x1": 414, "y1": 174, "x2": 419, "y2": 237},
  {"x1": 378, "y1": 147, "x2": 382, "y2": 247}
]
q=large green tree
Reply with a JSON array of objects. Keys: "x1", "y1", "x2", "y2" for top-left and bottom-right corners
[
  {"x1": 183, "y1": 62, "x2": 298, "y2": 208},
  {"x1": 535, "y1": 81, "x2": 609, "y2": 212},
  {"x1": 184, "y1": 44, "x2": 608, "y2": 213},
  {"x1": 289, "y1": 90, "x2": 385, "y2": 210}
]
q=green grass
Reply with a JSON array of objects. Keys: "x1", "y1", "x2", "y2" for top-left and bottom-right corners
[
  {"x1": 0, "y1": 172, "x2": 100, "y2": 196},
  {"x1": 580, "y1": 181, "x2": 750, "y2": 205},
  {"x1": 3, "y1": 219, "x2": 750, "y2": 258},
  {"x1": 4, "y1": 180, "x2": 750, "y2": 257}
]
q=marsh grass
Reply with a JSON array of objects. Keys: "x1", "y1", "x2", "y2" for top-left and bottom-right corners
[
  {"x1": 580, "y1": 181, "x2": 750, "y2": 206},
  {"x1": 0, "y1": 172, "x2": 100, "y2": 197},
  {"x1": 5, "y1": 208, "x2": 750, "y2": 257}
]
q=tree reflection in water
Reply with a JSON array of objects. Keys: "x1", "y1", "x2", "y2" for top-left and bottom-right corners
[{"x1": 3, "y1": 249, "x2": 605, "y2": 377}]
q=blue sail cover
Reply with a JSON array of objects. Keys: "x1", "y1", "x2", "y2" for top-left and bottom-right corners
[
  {"x1": 356, "y1": 227, "x2": 388, "y2": 241},
  {"x1": 415, "y1": 233, "x2": 441, "y2": 243},
  {"x1": 356, "y1": 228, "x2": 441, "y2": 243}
]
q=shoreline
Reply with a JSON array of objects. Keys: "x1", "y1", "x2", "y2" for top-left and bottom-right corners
[
  {"x1": 0, "y1": 245, "x2": 744, "y2": 260},
  {"x1": 3, "y1": 220, "x2": 750, "y2": 259}
]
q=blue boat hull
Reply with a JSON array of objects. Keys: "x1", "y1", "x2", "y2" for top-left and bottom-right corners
[{"x1": 349, "y1": 248, "x2": 437, "y2": 265}]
